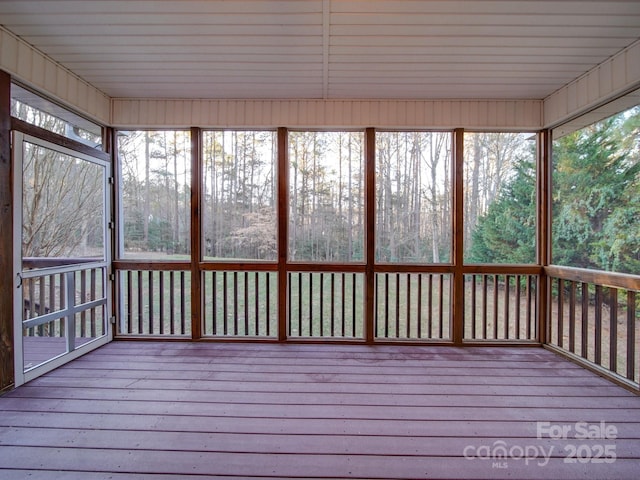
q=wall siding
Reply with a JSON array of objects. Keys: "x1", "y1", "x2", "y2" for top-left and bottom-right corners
[
  {"x1": 544, "y1": 39, "x2": 640, "y2": 128},
  {"x1": 111, "y1": 98, "x2": 543, "y2": 129},
  {"x1": 0, "y1": 26, "x2": 110, "y2": 124}
]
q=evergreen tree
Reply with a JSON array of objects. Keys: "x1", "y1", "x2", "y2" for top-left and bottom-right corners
[
  {"x1": 467, "y1": 158, "x2": 536, "y2": 264},
  {"x1": 553, "y1": 114, "x2": 639, "y2": 272},
  {"x1": 467, "y1": 108, "x2": 639, "y2": 274}
]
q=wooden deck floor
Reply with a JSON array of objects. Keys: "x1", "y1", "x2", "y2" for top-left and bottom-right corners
[{"x1": 1, "y1": 341, "x2": 639, "y2": 479}]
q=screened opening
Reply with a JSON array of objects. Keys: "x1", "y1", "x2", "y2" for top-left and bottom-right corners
[
  {"x1": 117, "y1": 130, "x2": 191, "y2": 259},
  {"x1": 463, "y1": 132, "x2": 537, "y2": 264},
  {"x1": 21, "y1": 140, "x2": 106, "y2": 266},
  {"x1": 202, "y1": 130, "x2": 277, "y2": 261},
  {"x1": 376, "y1": 131, "x2": 452, "y2": 264},
  {"x1": 288, "y1": 131, "x2": 364, "y2": 263},
  {"x1": 552, "y1": 93, "x2": 640, "y2": 275}
]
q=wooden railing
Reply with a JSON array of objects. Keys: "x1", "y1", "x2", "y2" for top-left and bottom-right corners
[
  {"x1": 464, "y1": 273, "x2": 539, "y2": 342},
  {"x1": 203, "y1": 270, "x2": 277, "y2": 337},
  {"x1": 118, "y1": 265, "x2": 191, "y2": 336},
  {"x1": 22, "y1": 263, "x2": 106, "y2": 340},
  {"x1": 288, "y1": 271, "x2": 363, "y2": 338},
  {"x1": 111, "y1": 262, "x2": 638, "y2": 392},
  {"x1": 546, "y1": 266, "x2": 639, "y2": 388},
  {"x1": 375, "y1": 272, "x2": 451, "y2": 340}
]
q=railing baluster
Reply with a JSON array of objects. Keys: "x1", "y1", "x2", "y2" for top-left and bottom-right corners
[
  {"x1": 319, "y1": 273, "x2": 324, "y2": 337},
  {"x1": 394, "y1": 273, "x2": 400, "y2": 338},
  {"x1": 244, "y1": 271, "x2": 249, "y2": 335},
  {"x1": 233, "y1": 272, "x2": 239, "y2": 336},
  {"x1": 427, "y1": 274, "x2": 433, "y2": 337},
  {"x1": 515, "y1": 275, "x2": 521, "y2": 340},
  {"x1": 482, "y1": 276, "x2": 488, "y2": 339},
  {"x1": 341, "y1": 273, "x2": 346, "y2": 337},
  {"x1": 470, "y1": 275, "x2": 477, "y2": 339},
  {"x1": 223, "y1": 271, "x2": 229, "y2": 335},
  {"x1": 170, "y1": 271, "x2": 176, "y2": 335},
  {"x1": 526, "y1": 275, "x2": 532, "y2": 340},
  {"x1": 159, "y1": 271, "x2": 165, "y2": 335},
  {"x1": 80, "y1": 270, "x2": 86, "y2": 337},
  {"x1": 557, "y1": 278, "x2": 564, "y2": 349},
  {"x1": 569, "y1": 281, "x2": 576, "y2": 353},
  {"x1": 417, "y1": 274, "x2": 423, "y2": 338},
  {"x1": 90, "y1": 268, "x2": 97, "y2": 337},
  {"x1": 595, "y1": 285, "x2": 602, "y2": 365},
  {"x1": 148, "y1": 271, "x2": 154, "y2": 335},
  {"x1": 298, "y1": 272, "x2": 303, "y2": 336},
  {"x1": 179, "y1": 272, "x2": 186, "y2": 335},
  {"x1": 504, "y1": 275, "x2": 510, "y2": 339},
  {"x1": 287, "y1": 272, "x2": 292, "y2": 336},
  {"x1": 581, "y1": 282, "x2": 589, "y2": 359},
  {"x1": 438, "y1": 274, "x2": 444, "y2": 338},
  {"x1": 49, "y1": 274, "x2": 56, "y2": 336},
  {"x1": 254, "y1": 272, "x2": 260, "y2": 336},
  {"x1": 384, "y1": 273, "x2": 389, "y2": 338},
  {"x1": 37, "y1": 276, "x2": 47, "y2": 336},
  {"x1": 266, "y1": 272, "x2": 271, "y2": 336},
  {"x1": 406, "y1": 274, "x2": 411, "y2": 338},
  {"x1": 137, "y1": 271, "x2": 143, "y2": 334},
  {"x1": 610, "y1": 288, "x2": 618, "y2": 373},
  {"x1": 308, "y1": 272, "x2": 313, "y2": 336},
  {"x1": 331, "y1": 273, "x2": 336, "y2": 336},
  {"x1": 126, "y1": 271, "x2": 132, "y2": 334},
  {"x1": 492, "y1": 275, "x2": 498, "y2": 340},
  {"x1": 627, "y1": 291, "x2": 636, "y2": 382},
  {"x1": 352, "y1": 273, "x2": 357, "y2": 338}
]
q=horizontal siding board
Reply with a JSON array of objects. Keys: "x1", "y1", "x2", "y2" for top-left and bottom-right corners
[
  {"x1": 331, "y1": 0, "x2": 640, "y2": 16},
  {"x1": 112, "y1": 99, "x2": 542, "y2": 129},
  {"x1": 0, "y1": 26, "x2": 110, "y2": 124},
  {"x1": 544, "y1": 39, "x2": 640, "y2": 128}
]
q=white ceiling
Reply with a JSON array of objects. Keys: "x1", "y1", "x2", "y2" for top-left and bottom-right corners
[{"x1": 1, "y1": 0, "x2": 640, "y2": 101}]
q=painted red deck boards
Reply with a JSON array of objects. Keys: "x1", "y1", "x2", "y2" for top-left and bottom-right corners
[{"x1": 1, "y1": 341, "x2": 639, "y2": 479}]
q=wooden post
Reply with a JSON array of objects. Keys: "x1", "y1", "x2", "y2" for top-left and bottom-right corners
[
  {"x1": 452, "y1": 128, "x2": 464, "y2": 345},
  {"x1": 537, "y1": 129, "x2": 552, "y2": 344},
  {"x1": 364, "y1": 127, "x2": 375, "y2": 343},
  {"x1": 0, "y1": 70, "x2": 14, "y2": 391},
  {"x1": 277, "y1": 127, "x2": 288, "y2": 341},
  {"x1": 191, "y1": 127, "x2": 202, "y2": 339},
  {"x1": 105, "y1": 127, "x2": 118, "y2": 334}
]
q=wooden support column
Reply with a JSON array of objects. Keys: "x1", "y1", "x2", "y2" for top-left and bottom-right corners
[
  {"x1": 0, "y1": 70, "x2": 14, "y2": 391},
  {"x1": 105, "y1": 127, "x2": 117, "y2": 333},
  {"x1": 538, "y1": 129, "x2": 552, "y2": 344},
  {"x1": 277, "y1": 127, "x2": 288, "y2": 341},
  {"x1": 190, "y1": 127, "x2": 202, "y2": 339},
  {"x1": 364, "y1": 127, "x2": 375, "y2": 344},
  {"x1": 452, "y1": 128, "x2": 465, "y2": 345}
]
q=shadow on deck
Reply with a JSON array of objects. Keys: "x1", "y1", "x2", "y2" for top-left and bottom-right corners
[{"x1": 1, "y1": 341, "x2": 639, "y2": 479}]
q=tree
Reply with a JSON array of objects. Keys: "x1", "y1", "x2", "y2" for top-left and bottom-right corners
[
  {"x1": 467, "y1": 158, "x2": 536, "y2": 264},
  {"x1": 552, "y1": 112, "x2": 640, "y2": 273},
  {"x1": 22, "y1": 144, "x2": 103, "y2": 258}
]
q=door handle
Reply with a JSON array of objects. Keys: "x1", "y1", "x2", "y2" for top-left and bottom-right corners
[{"x1": 16, "y1": 272, "x2": 22, "y2": 288}]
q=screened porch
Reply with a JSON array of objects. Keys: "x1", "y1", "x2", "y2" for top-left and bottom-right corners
[{"x1": 0, "y1": 1, "x2": 640, "y2": 479}]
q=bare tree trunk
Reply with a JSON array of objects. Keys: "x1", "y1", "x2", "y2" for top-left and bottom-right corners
[
  {"x1": 172, "y1": 131, "x2": 180, "y2": 252},
  {"x1": 143, "y1": 131, "x2": 151, "y2": 247}
]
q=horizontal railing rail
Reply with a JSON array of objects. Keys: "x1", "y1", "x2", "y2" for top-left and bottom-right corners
[{"x1": 23, "y1": 257, "x2": 102, "y2": 269}]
